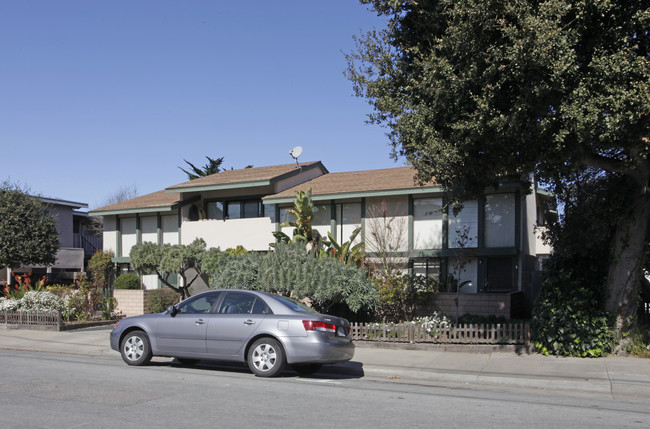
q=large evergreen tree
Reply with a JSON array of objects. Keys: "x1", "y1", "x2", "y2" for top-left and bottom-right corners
[
  {"x1": 347, "y1": 0, "x2": 649, "y2": 339},
  {"x1": 0, "y1": 182, "x2": 59, "y2": 269},
  {"x1": 179, "y1": 156, "x2": 225, "y2": 180}
]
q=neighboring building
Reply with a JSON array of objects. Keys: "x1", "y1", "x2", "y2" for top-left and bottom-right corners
[
  {"x1": 90, "y1": 162, "x2": 554, "y2": 318},
  {"x1": 1, "y1": 198, "x2": 103, "y2": 286}
]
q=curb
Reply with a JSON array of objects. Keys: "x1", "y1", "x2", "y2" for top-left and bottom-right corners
[{"x1": 354, "y1": 340, "x2": 537, "y2": 355}]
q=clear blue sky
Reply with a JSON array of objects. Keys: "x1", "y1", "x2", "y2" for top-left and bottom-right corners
[{"x1": 1, "y1": 1, "x2": 403, "y2": 210}]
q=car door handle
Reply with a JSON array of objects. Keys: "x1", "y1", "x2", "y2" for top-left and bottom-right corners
[
  {"x1": 244, "y1": 319, "x2": 256, "y2": 325},
  {"x1": 195, "y1": 319, "x2": 206, "y2": 325}
]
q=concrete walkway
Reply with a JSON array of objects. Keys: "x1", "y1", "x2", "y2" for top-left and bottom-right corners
[{"x1": 1, "y1": 326, "x2": 648, "y2": 402}]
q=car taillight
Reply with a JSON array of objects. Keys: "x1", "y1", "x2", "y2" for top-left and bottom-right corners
[{"x1": 303, "y1": 320, "x2": 336, "y2": 333}]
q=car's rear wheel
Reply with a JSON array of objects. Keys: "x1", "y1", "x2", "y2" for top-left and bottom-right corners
[
  {"x1": 120, "y1": 330, "x2": 152, "y2": 366},
  {"x1": 247, "y1": 337, "x2": 285, "y2": 377}
]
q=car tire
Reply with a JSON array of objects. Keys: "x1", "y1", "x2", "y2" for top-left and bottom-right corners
[
  {"x1": 292, "y1": 363, "x2": 323, "y2": 376},
  {"x1": 120, "y1": 330, "x2": 152, "y2": 366},
  {"x1": 247, "y1": 337, "x2": 285, "y2": 377}
]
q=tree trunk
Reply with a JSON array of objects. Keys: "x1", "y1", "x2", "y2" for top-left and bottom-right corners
[{"x1": 606, "y1": 177, "x2": 650, "y2": 347}]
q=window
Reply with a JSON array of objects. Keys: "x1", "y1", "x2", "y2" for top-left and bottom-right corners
[
  {"x1": 485, "y1": 193, "x2": 515, "y2": 247},
  {"x1": 447, "y1": 257, "x2": 478, "y2": 293},
  {"x1": 226, "y1": 201, "x2": 241, "y2": 219},
  {"x1": 336, "y1": 203, "x2": 361, "y2": 244},
  {"x1": 206, "y1": 199, "x2": 263, "y2": 220},
  {"x1": 412, "y1": 258, "x2": 441, "y2": 279},
  {"x1": 207, "y1": 201, "x2": 225, "y2": 220},
  {"x1": 177, "y1": 292, "x2": 221, "y2": 314},
  {"x1": 269, "y1": 295, "x2": 319, "y2": 314},
  {"x1": 312, "y1": 203, "x2": 331, "y2": 238},
  {"x1": 218, "y1": 292, "x2": 270, "y2": 314},
  {"x1": 486, "y1": 257, "x2": 515, "y2": 292},
  {"x1": 448, "y1": 201, "x2": 478, "y2": 248},
  {"x1": 413, "y1": 198, "x2": 443, "y2": 249}
]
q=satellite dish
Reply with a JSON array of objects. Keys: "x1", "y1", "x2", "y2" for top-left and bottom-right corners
[
  {"x1": 289, "y1": 146, "x2": 303, "y2": 159},
  {"x1": 289, "y1": 146, "x2": 303, "y2": 167}
]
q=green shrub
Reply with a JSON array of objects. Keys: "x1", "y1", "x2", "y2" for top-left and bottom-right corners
[
  {"x1": 145, "y1": 288, "x2": 180, "y2": 313},
  {"x1": 374, "y1": 274, "x2": 439, "y2": 322},
  {"x1": 532, "y1": 260, "x2": 614, "y2": 357},
  {"x1": 113, "y1": 273, "x2": 141, "y2": 290},
  {"x1": 206, "y1": 242, "x2": 378, "y2": 315},
  {"x1": 87, "y1": 251, "x2": 114, "y2": 289},
  {"x1": 208, "y1": 252, "x2": 262, "y2": 290}
]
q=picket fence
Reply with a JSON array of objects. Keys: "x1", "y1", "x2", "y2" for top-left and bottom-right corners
[
  {"x1": 351, "y1": 322, "x2": 531, "y2": 345},
  {"x1": 2, "y1": 310, "x2": 61, "y2": 329}
]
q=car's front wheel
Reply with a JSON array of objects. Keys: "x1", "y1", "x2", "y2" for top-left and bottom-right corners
[
  {"x1": 120, "y1": 330, "x2": 152, "y2": 366},
  {"x1": 247, "y1": 337, "x2": 285, "y2": 377}
]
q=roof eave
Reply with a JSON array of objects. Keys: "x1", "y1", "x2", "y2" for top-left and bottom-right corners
[
  {"x1": 263, "y1": 186, "x2": 444, "y2": 205},
  {"x1": 165, "y1": 180, "x2": 272, "y2": 194}
]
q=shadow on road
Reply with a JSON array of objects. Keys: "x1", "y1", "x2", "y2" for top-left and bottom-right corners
[{"x1": 147, "y1": 358, "x2": 365, "y2": 380}]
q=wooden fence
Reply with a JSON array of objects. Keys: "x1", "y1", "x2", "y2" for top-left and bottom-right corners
[
  {"x1": 351, "y1": 322, "x2": 530, "y2": 345},
  {"x1": 2, "y1": 310, "x2": 61, "y2": 329}
]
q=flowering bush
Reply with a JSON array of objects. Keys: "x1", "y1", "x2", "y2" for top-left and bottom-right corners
[
  {"x1": 0, "y1": 291, "x2": 65, "y2": 313},
  {"x1": 414, "y1": 312, "x2": 451, "y2": 336},
  {"x1": 1, "y1": 281, "x2": 116, "y2": 322},
  {"x1": 0, "y1": 297, "x2": 19, "y2": 311},
  {"x1": 2, "y1": 273, "x2": 46, "y2": 299}
]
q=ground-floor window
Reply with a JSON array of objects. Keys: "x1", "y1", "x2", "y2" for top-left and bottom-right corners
[
  {"x1": 485, "y1": 256, "x2": 515, "y2": 292},
  {"x1": 411, "y1": 258, "x2": 441, "y2": 279}
]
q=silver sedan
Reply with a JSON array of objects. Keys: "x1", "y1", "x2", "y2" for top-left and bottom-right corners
[{"x1": 110, "y1": 289, "x2": 355, "y2": 377}]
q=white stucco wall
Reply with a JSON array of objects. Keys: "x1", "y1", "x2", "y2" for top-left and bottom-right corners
[
  {"x1": 102, "y1": 216, "x2": 117, "y2": 254},
  {"x1": 120, "y1": 217, "x2": 137, "y2": 257},
  {"x1": 181, "y1": 217, "x2": 275, "y2": 251},
  {"x1": 141, "y1": 215, "x2": 158, "y2": 243}
]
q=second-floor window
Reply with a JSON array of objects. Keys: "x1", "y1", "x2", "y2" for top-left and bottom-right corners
[{"x1": 206, "y1": 199, "x2": 264, "y2": 220}]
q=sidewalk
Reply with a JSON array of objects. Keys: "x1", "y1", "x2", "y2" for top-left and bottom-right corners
[{"x1": 1, "y1": 326, "x2": 648, "y2": 401}]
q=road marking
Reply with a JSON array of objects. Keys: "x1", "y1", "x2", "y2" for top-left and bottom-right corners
[{"x1": 296, "y1": 378, "x2": 342, "y2": 385}]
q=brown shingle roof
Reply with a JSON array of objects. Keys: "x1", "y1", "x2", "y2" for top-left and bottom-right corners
[
  {"x1": 264, "y1": 166, "x2": 439, "y2": 200},
  {"x1": 166, "y1": 161, "x2": 323, "y2": 191},
  {"x1": 90, "y1": 162, "x2": 327, "y2": 214},
  {"x1": 91, "y1": 190, "x2": 181, "y2": 213}
]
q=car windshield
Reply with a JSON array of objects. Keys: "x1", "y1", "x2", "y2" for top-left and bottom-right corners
[{"x1": 269, "y1": 295, "x2": 319, "y2": 314}]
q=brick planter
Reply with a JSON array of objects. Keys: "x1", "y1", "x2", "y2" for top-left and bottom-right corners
[{"x1": 113, "y1": 289, "x2": 149, "y2": 318}]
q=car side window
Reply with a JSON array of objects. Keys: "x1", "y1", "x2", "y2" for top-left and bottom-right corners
[
  {"x1": 177, "y1": 293, "x2": 220, "y2": 314},
  {"x1": 218, "y1": 292, "x2": 259, "y2": 314},
  {"x1": 252, "y1": 298, "x2": 272, "y2": 314}
]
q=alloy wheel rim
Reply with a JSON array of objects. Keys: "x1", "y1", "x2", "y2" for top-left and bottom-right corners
[
  {"x1": 252, "y1": 344, "x2": 276, "y2": 372},
  {"x1": 124, "y1": 336, "x2": 144, "y2": 361}
]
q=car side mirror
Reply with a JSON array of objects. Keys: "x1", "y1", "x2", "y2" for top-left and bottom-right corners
[{"x1": 168, "y1": 305, "x2": 177, "y2": 317}]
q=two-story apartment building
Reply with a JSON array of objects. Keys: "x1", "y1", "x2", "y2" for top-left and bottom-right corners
[
  {"x1": 90, "y1": 162, "x2": 553, "y2": 317},
  {"x1": 1, "y1": 197, "x2": 103, "y2": 286}
]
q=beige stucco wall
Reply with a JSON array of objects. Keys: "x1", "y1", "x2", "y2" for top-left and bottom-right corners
[{"x1": 274, "y1": 166, "x2": 325, "y2": 193}]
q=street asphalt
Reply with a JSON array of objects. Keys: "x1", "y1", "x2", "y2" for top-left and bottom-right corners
[{"x1": 1, "y1": 325, "x2": 649, "y2": 403}]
